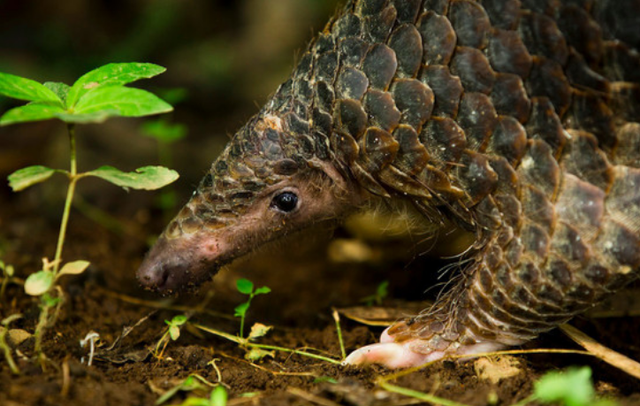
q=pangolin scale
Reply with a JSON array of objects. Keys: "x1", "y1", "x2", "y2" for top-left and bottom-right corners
[{"x1": 138, "y1": 0, "x2": 640, "y2": 368}]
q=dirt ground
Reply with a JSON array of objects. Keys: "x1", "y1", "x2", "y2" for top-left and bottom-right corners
[
  {"x1": 1, "y1": 1, "x2": 640, "y2": 405},
  {"x1": 1, "y1": 151, "x2": 640, "y2": 405}
]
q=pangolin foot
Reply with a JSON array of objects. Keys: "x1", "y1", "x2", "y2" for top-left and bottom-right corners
[{"x1": 344, "y1": 322, "x2": 507, "y2": 369}]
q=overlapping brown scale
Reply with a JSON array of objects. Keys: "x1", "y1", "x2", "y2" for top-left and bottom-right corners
[
  {"x1": 451, "y1": 46, "x2": 496, "y2": 94},
  {"x1": 362, "y1": 44, "x2": 398, "y2": 89},
  {"x1": 448, "y1": 0, "x2": 491, "y2": 49},
  {"x1": 614, "y1": 123, "x2": 640, "y2": 168},
  {"x1": 565, "y1": 51, "x2": 609, "y2": 93},
  {"x1": 518, "y1": 12, "x2": 568, "y2": 65},
  {"x1": 520, "y1": 184, "x2": 555, "y2": 229},
  {"x1": 525, "y1": 97, "x2": 566, "y2": 153},
  {"x1": 355, "y1": 0, "x2": 388, "y2": 16},
  {"x1": 557, "y1": 4, "x2": 603, "y2": 64},
  {"x1": 388, "y1": 24, "x2": 423, "y2": 77},
  {"x1": 358, "y1": 127, "x2": 399, "y2": 172},
  {"x1": 517, "y1": 139, "x2": 560, "y2": 195},
  {"x1": 336, "y1": 66, "x2": 369, "y2": 100},
  {"x1": 488, "y1": 29, "x2": 533, "y2": 78},
  {"x1": 391, "y1": 0, "x2": 422, "y2": 23},
  {"x1": 455, "y1": 151, "x2": 499, "y2": 205},
  {"x1": 606, "y1": 166, "x2": 640, "y2": 235},
  {"x1": 603, "y1": 41, "x2": 640, "y2": 83},
  {"x1": 420, "y1": 65, "x2": 463, "y2": 117},
  {"x1": 520, "y1": 0, "x2": 560, "y2": 18},
  {"x1": 561, "y1": 131, "x2": 612, "y2": 190},
  {"x1": 480, "y1": 0, "x2": 522, "y2": 30},
  {"x1": 420, "y1": 117, "x2": 467, "y2": 165},
  {"x1": 338, "y1": 37, "x2": 369, "y2": 67},
  {"x1": 416, "y1": 11, "x2": 457, "y2": 66},
  {"x1": 456, "y1": 92, "x2": 498, "y2": 151},
  {"x1": 363, "y1": 89, "x2": 401, "y2": 131},
  {"x1": 527, "y1": 57, "x2": 572, "y2": 117},
  {"x1": 487, "y1": 116, "x2": 528, "y2": 164},
  {"x1": 566, "y1": 90, "x2": 615, "y2": 149},
  {"x1": 393, "y1": 124, "x2": 430, "y2": 175},
  {"x1": 610, "y1": 82, "x2": 640, "y2": 123},
  {"x1": 490, "y1": 73, "x2": 531, "y2": 123},
  {"x1": 391, "y1": 78, "x2": 435, "y2": 129},
  {"x1": 362, "y1": 4, "x2": 397, "y2": 43},
  {"x1": 334, "y1": 99, "x2": 368, "y2": 139}
]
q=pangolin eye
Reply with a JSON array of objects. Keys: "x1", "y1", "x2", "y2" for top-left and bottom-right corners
[{"x1": 271, "y1": 191, "x2": 298, "y2": 213}]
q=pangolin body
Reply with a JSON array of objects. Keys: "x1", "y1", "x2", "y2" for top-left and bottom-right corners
[{"x1": 138, "y1": 0, "x2": 640, "y2": 368}]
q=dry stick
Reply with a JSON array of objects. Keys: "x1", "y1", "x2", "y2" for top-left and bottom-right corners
[
  {"x1": 560, "y1": 324, "x2": 640, "y2": 380},
  {"x1": 286, "y1": 387, "x2": 343, "y2": 406},
  {"x1": 331, "y1": 308, "x2": 346, "y2": 360}
]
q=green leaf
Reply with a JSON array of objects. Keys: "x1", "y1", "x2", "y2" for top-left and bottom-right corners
[
  {"x1": 87, "y1": 165, "x2": 179, "y2": 190},
  {"x1": 236, "y1": 278, "x2": 254, "y2": 295},
  {"x1": 8, "y1": 165, "x2": 57, "y2": 191},
  {"x1": 247, "y1": 323, "x2": 272, "y2": 340},
  {"x1": 44, "y1": 82, "x2": 71, "y2": 106},
  {"x1": 141, "y1": 119, "x2": 187, "y2": 143},
  {"x1": 253, "y1": 286, "x2": 271, "y2": 296},
  {"x1": 0, "y1": 72, "x2": 62, "y2": 104},
  {"x1": 73, "y1": 86, "x2": 172, "y2": 118},
  {"x1": 210, "y1": 386, "x2": 228, "y2": 406},
  {"x1": 41, "y1": 292, "x2": 61, "y2": 307},
  {"x1": 245, "y1": 347, "x2": 275, "y2": 362},
  {"x1": 67, "y1": 63, "x2": 166, "y2": 107},
  {"x1": 535, "y1": 367, "x2": 594, "y2": 406},
  {"x1": 54, "y1": 110, "x2": 120, "y2": 124},
  {"x1": 234, "y1": 302, "x2": 250, "y2": 318},
  {"x1": 58, "y1": 260, "x2": 90, "y2": 277},
  {"x1": 24, "y1": 270, "x2": 54, "y2": 296},
  {"x1": 169, "y1": 325, "x2": 181, "y2": 341},
  {"x1": 0, "y1": 102, "x2": 66, "y2": 126},
  {"x1": 170, "y1": 315, "x2": 188, "y2": 326}
]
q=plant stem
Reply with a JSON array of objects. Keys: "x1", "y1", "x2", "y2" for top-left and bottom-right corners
[
  {"x1": 52, "y1": 124, "x2": 78, "y2": 274},
  {"x1": 34, "y1": 298, "x2": 50, "y2": 362}
]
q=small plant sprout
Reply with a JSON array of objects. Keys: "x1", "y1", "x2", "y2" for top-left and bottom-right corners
[
  {"x1": 531, "y1": 367, "x2": 616, "y2": 406},
  {"x1": 155, "y1": 314, "x2": 188, "y2": 358},
  {"x1": 154, "y1": 374, "x2": 222, "y2": 406},
  {"x1": 234, "y1": 278, "x2": 271, "y2": 338},
  {"x1": 0, "y1": 63, "x2": 179, "y2": 362},
  {"x1": 1, "y1": 314, "x2": 23, "y2": 375},
  {"x1": 360, "y1": 280, "x2": 389, "y2": 306},
  {"x1": 0, "y1": 260, "x2": 15, "y2": 300},
  {"x1": 79, "y1": 331, "x2": 100, "y2": 366}
]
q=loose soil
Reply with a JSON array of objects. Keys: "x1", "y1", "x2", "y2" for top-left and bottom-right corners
[{"x1": 1, "y1": 154, "x2": 640, "y2": 405}]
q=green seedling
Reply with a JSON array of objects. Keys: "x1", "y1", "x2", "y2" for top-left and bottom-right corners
[
  {"x1": 529, "y1": 367, "x2": 617, "y2": 406},
  {"x1": 234, "y1": 278, "x2": 271, "y2": 338},
  {"x1": 0, "y1": 63, "x2": 179, "y2": 362},
  {"x1": 360, "y1": 280, "x2": 389, "y2": 306},
  {"x1": 155, "y1": 314, "x2": 188, "y2": 358},
  {"x1": 0, "y1": 260, "x2": 15, "y2": 300},
  {"x1": 154, "y1": 374, "x2": 222, "y2": 406},
  {"x1": 0, "y1": 314, "x2": 23, "y2": 375},
  {"x1": 176, "y1": 386, "x2": 228, "y2": 406}
]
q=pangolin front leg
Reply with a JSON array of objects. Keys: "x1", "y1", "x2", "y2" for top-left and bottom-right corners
[{"x1": 138, "y1": 0, "x2": 640, "y2": 368}]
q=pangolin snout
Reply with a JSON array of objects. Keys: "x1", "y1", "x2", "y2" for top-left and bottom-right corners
[{"x1": 136, "y1": 235, "x2": 218, "y2": 293}]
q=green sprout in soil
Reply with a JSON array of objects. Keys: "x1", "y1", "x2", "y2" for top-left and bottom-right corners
[
  {"x1": 155, "y1": 374, "x2": 224, "y2": 406},
  {"x1": 234, "y1": 278, "x2": 271, "y2": 339},
  {"x1": 519, "y1": 366, "x2": 617, "y2": 406},
  {"x1": 0, "y1": 63, "x2": 179, "y2": 364},
  {"x1": 1, "y1": 314, "x2": 23, "y2": 375},
  {"x1": 0, "y1": 260, "x2": 15, "y2": 300},
  {"x1": 360, "y1": 280, "x2": 389, "y2": 306},
  {"x1": 154, "y1": 314, "x2": 188, "y2": 358},
  {"x1": 193, "y1": 278, "x2": 341, "y2": 365}
]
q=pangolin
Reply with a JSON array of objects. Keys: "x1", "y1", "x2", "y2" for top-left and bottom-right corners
[{"x1": 137, "y1": 0, "x2": 640, "y2": 368}]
